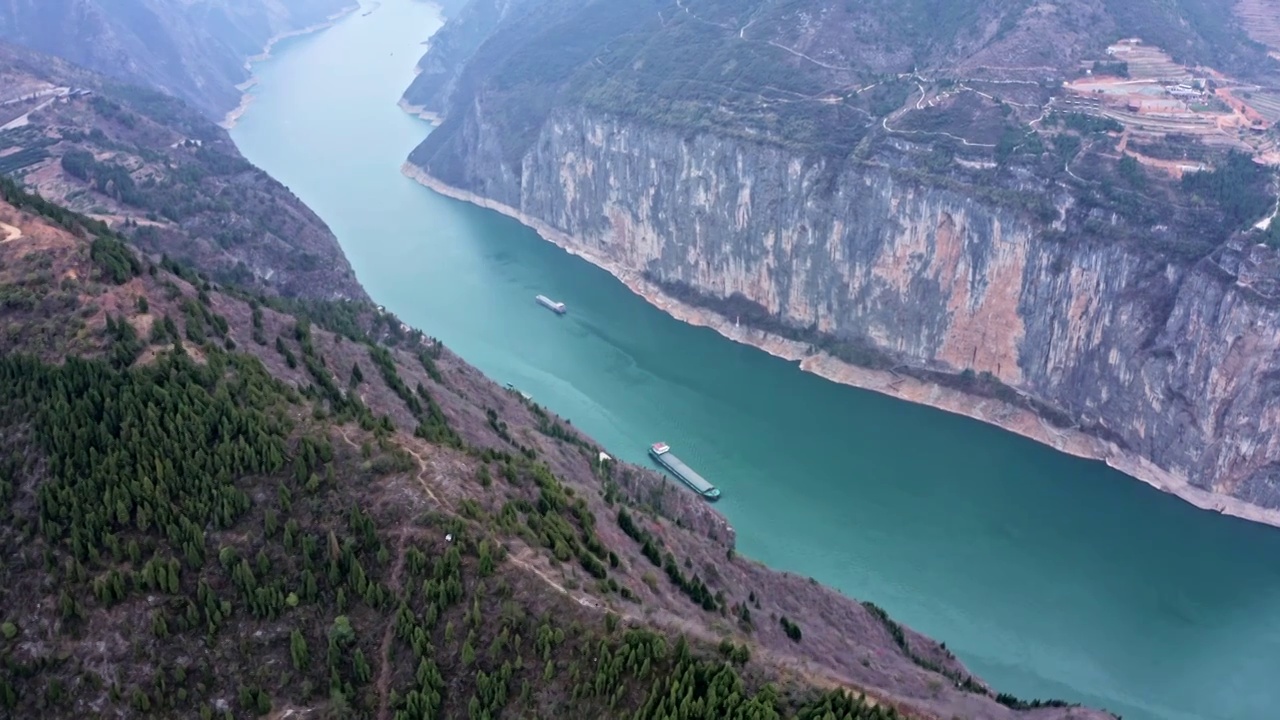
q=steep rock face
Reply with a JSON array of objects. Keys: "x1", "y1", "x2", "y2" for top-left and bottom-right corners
[
  {"x1": 401, "y1": 0, "x2": 541, "y2": 118},
  {"x1": 412, "y1": 106, "x2": 1280, "y2": 511}
]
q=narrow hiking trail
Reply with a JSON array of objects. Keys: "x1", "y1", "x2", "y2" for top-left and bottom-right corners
[
  {"x1": 341, "y1": 418, "x2": 614, "y2": 611},
  {"x1": 337, "y1": 421, "x2": 616, "y2": 716},
  {"x1": 375, "y1": 529, "x2": 412, "y2": 720},
  {"x1": 334, "y1": 420, "x2": 868, "y2": 715},
  {"x1": 508, "y1": 546, "x2": 613, "y2": 613},
  {"x1": 336, "y1": 424, "x2": 449, "y2": 509},
  {"x1": 335, "y1": 425, "x2": 447, "y2": 720}
]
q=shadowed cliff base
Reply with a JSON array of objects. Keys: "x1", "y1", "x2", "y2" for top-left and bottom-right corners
[{"x1": 401, "y1": 161, "x2": 1280, "y2": 533}]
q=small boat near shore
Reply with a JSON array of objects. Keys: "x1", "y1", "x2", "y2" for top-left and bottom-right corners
[{"x1": 504, "y1": 382, "x2": 533, "y2": 401}]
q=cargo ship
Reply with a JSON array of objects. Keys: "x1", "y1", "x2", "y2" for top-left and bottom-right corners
[
  {"x1": 535, "y1": 294, "x2": 566, "y2": 314},
  {"x1": 648, "y1": 442, "x2": 721, "y2": 501}
]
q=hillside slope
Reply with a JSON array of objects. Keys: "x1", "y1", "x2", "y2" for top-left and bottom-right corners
[
  {"x1": 0, "y1": 0, "x2": 354, "y2": 120},
  {"x1": 0, "y1": 41, "x2": 366, "y2": 302},
  {"x1": 406, "y1": 0, "x2": 1278, "y2": 164},
  {"x1": 401, "y1": 0, "x2": 1280, "y2": 523},
  {"x1": 0, "y1": 179, "x2": 1114, "y2": 719},
  {"x1": 400, "y1": 0, "x2": 543, "y2": 121}
]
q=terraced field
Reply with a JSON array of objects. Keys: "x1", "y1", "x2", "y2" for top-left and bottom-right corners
[
  {"x1": 1245, "y1": 89, "x2": 1280, "y2": 123},
  {"x1": 1111, "y1": 43, "x2": 1193, "y2": 81},
  {"x1": 1236, "y1": 0, "x2": 1280, "y2": 58}
]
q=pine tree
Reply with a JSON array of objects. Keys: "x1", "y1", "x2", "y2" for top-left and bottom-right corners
[
  {"x1": 290, "y1": 629, "x2": 309, "y2": 670},
  {"x1": 462, "y1": 636, "x2": 477, "y2": 667}
]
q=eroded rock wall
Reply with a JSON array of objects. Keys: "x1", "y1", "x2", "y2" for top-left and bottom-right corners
[{"x1": 411, "y1": 105, "x2": 1280, "y2": 510}]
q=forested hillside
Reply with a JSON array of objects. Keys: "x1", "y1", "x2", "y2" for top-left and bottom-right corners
[
  {"x1": 0, "y1": 41, "x2": 367, "y2": 303},
  {"x1": 0, "y1": 175, "x2": 1111, "y2": 717},
  {"x1": 0, "y1": 180, "x2": 1113, "y2": 719},
  {"x1": 409, "y1": 0, "x2": 1275, "y2": 157},
  {"x1": 409, "y1": 0, "x2": 1280, "y2": 257}
]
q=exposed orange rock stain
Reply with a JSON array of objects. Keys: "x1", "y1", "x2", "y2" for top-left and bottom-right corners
[
  {"x1": 405, "y1": 162, "x2": 1280, "y2": 532},
  {"x1": 869, "y1": 201, "x2": 929, "y2": 295},
  {"x1": 934, "y1": 214, "x2": 1027, "y2": 384}
]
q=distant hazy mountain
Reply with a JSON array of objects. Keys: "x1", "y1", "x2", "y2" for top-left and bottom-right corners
[
  {"x1": 0, "y1": 0, "x2": 355, "y2": 120},
  {"x1": 0, "y1": 39, "x2": 367, "y2": 301}
]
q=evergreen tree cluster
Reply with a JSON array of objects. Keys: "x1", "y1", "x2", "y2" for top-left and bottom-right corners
[
  {"x1": 858, "y1": 601, "x2": 1072, "y2": 709},
  {"x1": 1181, "y1": 151, "x2": 1275, "y2": 232},
  {"x1": 0, "y1": 338, "x2": 444, "y2": 716},
  {"x1": 89, "y1": 236, "x2": 142, "y2": 285},
  {"x1": 364, "y1": 344, "x2": 460, "y2": 449},
  {"x1": 380, "y1": 499, "x2": 904, "y2": 720},
  {"x1": 0, "y1": 324, "x2": 980, "y2": 720},
  {"x1": 60, "y1": 150, "x2": 146, "y2": 206},
  {"x1": 0, "y1": 204, "x2": 1033, "y2": 719},
  {"x1": 528, "y1": 400, "x2": 595, "y2": 453},
  {"x1": 617, "y1": 508, "x2": 719, "y2": 612},
  {"x1": 16, "y1": 351, "x2": 287, "y2": 558},
  {"x1": 0, "y1": 175, "x2": 117, "y2": 239}
]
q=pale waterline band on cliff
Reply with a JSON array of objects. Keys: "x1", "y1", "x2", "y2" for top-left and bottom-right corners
[{"x1": 399, "y1": 161, "x2": 1280, "y2": 532}]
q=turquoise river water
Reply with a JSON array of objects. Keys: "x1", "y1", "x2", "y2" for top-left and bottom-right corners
[{"x1": 229, "y1": 2, "x2": 1280, "y2": 718}]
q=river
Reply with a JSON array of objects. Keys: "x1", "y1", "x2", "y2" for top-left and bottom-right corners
[{"x1": 228, "y1": 2, "x2": 1280, "y2": 718}]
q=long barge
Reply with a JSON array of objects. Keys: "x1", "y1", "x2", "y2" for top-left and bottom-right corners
[
  {"x1": 648, "y1": 442, "x2": 721, "y2": 501},
  {"x1": 535, "y1": 294, "x2": 566, "y2": 314}
]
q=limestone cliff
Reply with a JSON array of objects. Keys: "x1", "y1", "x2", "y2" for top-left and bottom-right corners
[
  {"x1": 408, "y1": 105, "x2": 1280, "y2": 521},
  {"x1": 401, "y1": 0, "x2": 542, "y2": 120}
]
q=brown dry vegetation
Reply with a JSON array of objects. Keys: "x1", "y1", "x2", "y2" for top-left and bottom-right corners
[
  {"x1": 0, "y1": 190, "x2": 1116, "y2": 720},
  {"x1": 0, "y1": 40, "x2": 367, "y2": 304},
  {"x1": 1235, "y1": 0, "x2": 1280, "y2": 57}
]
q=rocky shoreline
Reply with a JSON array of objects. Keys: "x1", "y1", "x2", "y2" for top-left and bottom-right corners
[
  {"x1": 397, "y1": 98, "x2": 442, "y2": 125},
  {"x1": 400, "y1": 161, "x2": 1280, "y2": 532},
  {"x1": 220, "y1": 3, "x2": 362, "y2": 129}
]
